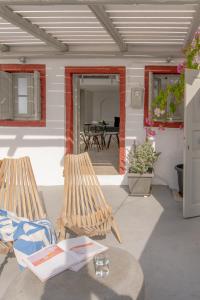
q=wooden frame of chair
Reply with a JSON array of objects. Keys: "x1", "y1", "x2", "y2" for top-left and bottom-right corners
[
  {"x1": 57, "y1": 152, "x2": 121, "y2": 243},
  {"x1": 0, "y1": 156, "x2": 46, "y2": 253}
]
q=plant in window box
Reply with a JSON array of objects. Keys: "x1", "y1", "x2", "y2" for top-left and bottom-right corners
[
  {"x1": 151, "y1": 31, "x2": 200, "y2": 123},
  {"x1": 151, "y1": 74, "x2": 184, "y2": 122},
  {"x1": 127, "y1": 141, "x2": 160, "y2": 196}
]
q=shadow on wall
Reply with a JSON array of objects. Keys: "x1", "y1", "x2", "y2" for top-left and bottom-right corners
[{"x1": 0, "y1": 126, "x2": 65, "y2": 166}]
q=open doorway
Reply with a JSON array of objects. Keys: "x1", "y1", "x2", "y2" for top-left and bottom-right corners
[
  {"x1": 75, "y1": 74, "x2": 119, "y2": 174},
  {"x1": 65, "y1": 67, "x2": 126, "y2": 175}
]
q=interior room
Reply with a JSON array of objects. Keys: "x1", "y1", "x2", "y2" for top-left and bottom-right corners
[{"x1": 74, "y1": 74, "x2": 120, "y2": 174}]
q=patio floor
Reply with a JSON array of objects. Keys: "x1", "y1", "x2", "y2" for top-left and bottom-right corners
[{"x1": 1, "y1": 185, "x2": 200, "y2": 300}]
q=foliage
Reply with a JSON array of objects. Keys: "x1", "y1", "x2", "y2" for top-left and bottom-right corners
[
  {"x1": 128, "y1": 141, "x2": 160, "y2": 174},
  {"x1": 151, "y1": 31, "x2": 200, "y2": 121},
  {"x1": 185, "y1": 31, "x2": 200, "y2": 69}
]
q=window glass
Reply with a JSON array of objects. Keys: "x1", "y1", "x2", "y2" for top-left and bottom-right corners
[
  {"x1": 18, "y1": 77, "x2": 28, "y2": 96},
  {"x1": 17, "y1": 77, "x2": 28, "y2": 114},
  {"x1": 18, "y1": 96, "x2": 28, "y2": 114}
]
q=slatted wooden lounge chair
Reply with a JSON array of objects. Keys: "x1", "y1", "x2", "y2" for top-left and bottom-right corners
[
  {"x1": 57, "y1": 152, "x2": 121, "y2": 243},
  {"x1": 0, "y1": 156, "x2": 46, "y2": 253}
]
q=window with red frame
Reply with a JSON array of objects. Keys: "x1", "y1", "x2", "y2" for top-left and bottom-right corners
[
  {"x1": 0, "y1": 64, "x2": 46, "y2": 127},
  {"x1": 144, "y1": 65, "x2": 184, "y2": 128}
]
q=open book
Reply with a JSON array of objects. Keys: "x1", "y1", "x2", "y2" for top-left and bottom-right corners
[{"x1": 23, "y1": 236, "x2": 108, "y2": 282}]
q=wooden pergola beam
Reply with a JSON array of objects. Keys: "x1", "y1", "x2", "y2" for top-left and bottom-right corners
[
  {"x1": 0, "y1": 0, "x2": 198, "y2": 4},
  {"x1": 0, "y1": 44, "x2": 183, "y2": 58},
  {"x1": 0, "y1": 5, "x2": 68, "y2": 52},
  {"x1": 88, "y1": 4, "x2": 127, "y2": 52},
  {"x1": 183, "y1": 4, "x2": 200, "y2": 48}
]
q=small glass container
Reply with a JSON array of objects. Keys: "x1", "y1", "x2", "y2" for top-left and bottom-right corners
[{"x1": 94, "y1": 253, "x2": 110, "y2": 278}]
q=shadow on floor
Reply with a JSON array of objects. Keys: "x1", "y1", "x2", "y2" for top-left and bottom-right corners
[
  {"x1": 0, "y1": 252, "x2": 14, "y2": 277},
  {"x1": 40, "y1": 268, "x2": 134, "y2": 300},
  {"x1": 139, "y1": 186, "x2": 200, "y2": 300},
  {"x1": 2, "y1": 249, "x2": 140, "y2": 300}
]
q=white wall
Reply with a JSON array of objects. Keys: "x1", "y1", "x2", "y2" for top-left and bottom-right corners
[
  {"x1": 0, "y1": 57, "x2": 184, "y2": 189},
  {"x1": 80, "y1": 89, "x2": 93, "y2": 130},
  {"x1": 92, "y1": 90, "x2": 119, "y2": 124}
]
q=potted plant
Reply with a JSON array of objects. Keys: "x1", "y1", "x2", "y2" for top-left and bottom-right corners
[{"x1": 127, "y1": 141, "x2": 160, "y2": 196}]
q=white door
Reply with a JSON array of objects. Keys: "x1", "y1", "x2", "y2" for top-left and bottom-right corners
[{"x1": 184, "y1": 69, "x2": 200, "y2": 218}]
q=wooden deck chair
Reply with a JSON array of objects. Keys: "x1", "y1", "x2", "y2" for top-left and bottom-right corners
[
  {"x1": 57, "y1": 152, "x2": 121, "y2": 243},
  {"x1": 0, "y1": 157, "x2": 46, "y2": 253}
]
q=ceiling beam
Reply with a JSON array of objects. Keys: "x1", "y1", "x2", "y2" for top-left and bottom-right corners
[
  {"x1": 0, "y1": 0, "x2": 198, "y2": 4},
  {"x1": 88, "y1": 5, "x2": 127, "y2": 52},
  {"x1": 183, "y1": 4, "x2": 200, "y2": 48},
  {"x1": 0, "y1": 5, "x2": 68, "y2": 52},
  {"x1": 0, "y1": 44, "x2": 183, "y2": 59}
]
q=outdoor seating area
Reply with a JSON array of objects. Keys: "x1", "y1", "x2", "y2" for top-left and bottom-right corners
[{"x1": 0, "y1": 0, "x2": 200, "y2": 299}]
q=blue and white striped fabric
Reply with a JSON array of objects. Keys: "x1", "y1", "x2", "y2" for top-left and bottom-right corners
[{"x1": 0, "y1": 209, "x2": 56, "y2": 269}]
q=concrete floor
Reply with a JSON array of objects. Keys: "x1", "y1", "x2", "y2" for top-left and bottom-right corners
[
  {"x1": 81, "y1": 136, "x2": 119, "y2": 175},
  {"x1": 1, "y1": 185, "x2": 200, "y2": 300}
]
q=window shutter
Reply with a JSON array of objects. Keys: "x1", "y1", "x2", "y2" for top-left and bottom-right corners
[
  {"x1": 27, "y1": 73, "x2": 34, "y2": 117},
  {"x1": 33, "y1": 71, "x2": 41, "y2": 120},
  {"x1": 0, "y1": 71, "x2": 13, "y2": 120}
]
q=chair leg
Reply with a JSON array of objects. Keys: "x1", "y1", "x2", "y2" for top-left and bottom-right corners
[
  {"x1": 111, "y1": 219, "x2": 122, "y2": 243},
  {"x1": 116, "y1": 134, "x2": 119, "y2": 147},
  {"x1": 107, "y1": 134, "x2": 112, "y2": 149},
  {"x1": 101, "y1": 134, "x2": 106, "y2": 149},
  {"x1": 0, "y1": 241, "x2": 12, "y2": 254},
  {"x1": 56, "y1": 218, "x2": 66, "y2": 240},
  {"x1": 93, "y1": 136, "x2": 101, "y2": 151},
  {"x1": 84, "y1": 136, "x2": 90, "y2": 151}
]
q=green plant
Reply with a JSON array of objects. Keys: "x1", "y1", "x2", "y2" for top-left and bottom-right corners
[
  {"x1": 128, "y1": 141, "x2": 160, "y2": 174},
  {"x1": 151, "y1": 74, "x2": 184, "y2": 120},
  {"x1": 185, "y1": 31, "x2": 200, "y2": 70},
  {"x1": 151, "y1": 31, "x2": 200, "y2": 121}
]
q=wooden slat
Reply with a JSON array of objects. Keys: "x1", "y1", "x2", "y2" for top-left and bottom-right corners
[
  {"x1": 0, "y1": 156, "x2": 45, "y2": 220},
  {"x1": 22, "y1": 157, "x2": 33, "y2": 220},
  {"x1": 59, "y1": 152, "x2": 121, "y2": 242}
]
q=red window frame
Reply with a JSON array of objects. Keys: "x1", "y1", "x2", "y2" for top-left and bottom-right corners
[
  {"x1": 65, "y1": 66, "x2": 126, "y2": 175},
  {"x1": 144, "y1": 65, "x2": 183, "y2": 128},
  {"x1": 0, "y1": 64, "x2": 46, "y2": 127}
]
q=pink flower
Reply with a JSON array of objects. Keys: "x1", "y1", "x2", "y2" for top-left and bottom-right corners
[
  {"x1": 146, "y1": 128, "x2": 156, "y2": 137},
  {"x1": 145, "y1": 118, "x2": 154, "y2": 126},
  {"x1": 158, "y1": 125, "x2": 166, "y2": 131},
  {"x1": 149, "y1": 129, "x2": 156, "y2": 136},
  {"x1": 195, "y1": 31, "x2": 200, "y2": 39},
  {"x1": 177, "y1": 63, "x2": 184, "y2": 74}
]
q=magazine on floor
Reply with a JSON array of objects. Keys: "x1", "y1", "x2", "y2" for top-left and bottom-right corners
[{"x1": 23, "y1": 236, "x2": 108, "y2": 282}]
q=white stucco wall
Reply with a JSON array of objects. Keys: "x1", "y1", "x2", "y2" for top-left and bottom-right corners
[
  {"x1": 92, "y1": 90, "x2": 119, "y2": 124},
  {"x1": 0, "y1": 57, "x2": 184, "y2": 189}
]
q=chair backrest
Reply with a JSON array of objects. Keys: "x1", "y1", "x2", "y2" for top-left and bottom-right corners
[
  {"x1": 63, "y1": 152, "x2": 112, "y2": 227},
  {"x1": 0, "y1": 157, "x2": 46, "y2": 220},
  {"x1": 114, "y1": 116, "x2": 120, "y2": 128}
]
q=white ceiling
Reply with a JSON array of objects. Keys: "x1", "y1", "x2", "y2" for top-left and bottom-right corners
[{"x1": 0, "y1": 1, "x2": 199, "y2": 58}]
